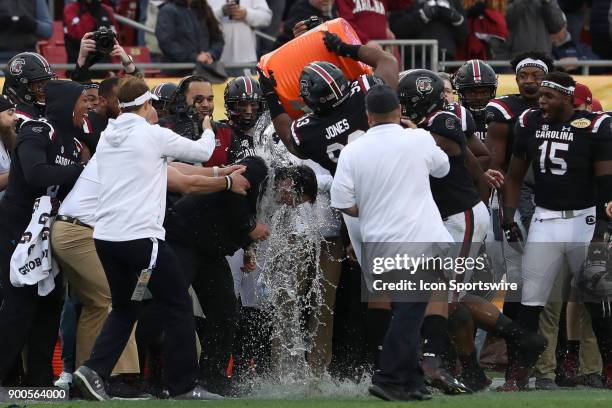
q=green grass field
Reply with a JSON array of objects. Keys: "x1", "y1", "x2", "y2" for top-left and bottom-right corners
[{"x1": 7, "y1": 389, "x2": 612, "y2": 408}]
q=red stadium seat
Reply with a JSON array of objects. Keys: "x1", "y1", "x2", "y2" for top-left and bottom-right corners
[
  {"x1": 123, "y1": 46, "x2": 161, "y2": 77},
  {"x1": 39, "y1": 44, "x2": 67, "y2": 78}
]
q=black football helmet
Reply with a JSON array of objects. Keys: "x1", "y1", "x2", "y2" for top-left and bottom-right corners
[
  {"x1": 299, "y1": 61, "x2": 350, "y2": 115},
  {"x1": 397, "y1": 69, "x2": 445, "y2": 123},
  {"x1": 151, "y1": 82, "x2": 178, "y2": 115},
  {"x1": 453, "y1": 59, "x2": 497, "y2": 115},
  {"x1": 224, "y1": 76, "x2": 265, "y2": 131},
  {"x1": 2, "y1": 52, "x2": 55, "y2": 106}
]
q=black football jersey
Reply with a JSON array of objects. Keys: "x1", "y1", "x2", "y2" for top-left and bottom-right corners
[
  {"x1": 513, "y1": 109, "x2": 612, "y2": 210},
  {"x1": 424, "y1": 109, "x2": 481, "y2": 218},
  {"x1": 228, "y1": 127, "x2": 256, "y2": 164},
  {"x1": 447, "y1": 102, "x2": 478, "y2": 141},
  {"x1": 486, "y1": 94, "x2": 537, "y2": 168},
  {"x1": 290, "y1": 75, "x2": 382, "y2": 175}
]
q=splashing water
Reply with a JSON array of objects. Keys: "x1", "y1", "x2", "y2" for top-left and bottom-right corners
[{"x1": 238, "y1": 112, "x2": 356, "y2": 397}]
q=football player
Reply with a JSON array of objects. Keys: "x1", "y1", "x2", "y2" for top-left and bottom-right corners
[
  {"x1": 151, "y1": 82, "x2": 178, "y2": 121},
  {"x1": 258, "y1": 31, "x2": 398, "y2": 175},
  {"x1": 222, "y1": 76, "x2": 265, "y2": 163},
  {"x1": 2, "y1": 52, "x2": 55, "y2": 127},
  {"x1": 502, "y1": 71, "x2": 612, "y2": 390},
  {"x1": 484, "y1": 54, "x2": 554, "y2": 388},
  {"x1": 398, "y1": 69, "x2": 490, "y2": 394}
]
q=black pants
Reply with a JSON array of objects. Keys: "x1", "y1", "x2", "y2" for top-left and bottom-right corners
[
  {"x1": 372, "y1": 301, "x2": 428, "y2": 391},
  {"x1": 172, "y1": 244, "x2": 237, "y2": 380},
  {"x1": 86, "y1": 239, "x2": 198, "y2": 396},
  {"x1": 0, "y1": 243, "x2": 63, "y2": 386}
]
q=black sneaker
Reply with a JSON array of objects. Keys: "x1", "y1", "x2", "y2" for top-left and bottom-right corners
[
  {"x1": 173, "y1": 385, "x2": 224, "y2": 400},
  {"x1": 73, "y1": 366, "x2": 110, "y2": 401},
  {"x1": 422, "y1": 356, "x2": 472, "y2": 395},
  {"x1": 106, "y1": 378, "x2": 153, "y2": 400},
  {"x1": 535, "y1": 378, "x2": 559, "y2": 390},
  {"x1": 369, "y1": 383, "x2": 432, "y2": 401}
]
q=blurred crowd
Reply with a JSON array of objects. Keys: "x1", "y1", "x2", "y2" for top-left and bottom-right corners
[{"x1": 2, "y1": 1, "x2": 612, "y2": 77}]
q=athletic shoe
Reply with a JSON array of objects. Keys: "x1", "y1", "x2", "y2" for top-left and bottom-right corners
[
  {"x1": 535, "y1": 378, "x2": 559, "y2": 390},
  {"x1": 368, "y1": 383, "x2": 432, "y2": 401},
  {"x1": 54, "y1": 372, "x2": 72, "y2": 391},
  {"x1": 73, "y1": 366, "x2": 110, "y2": 401},
  {"x1": 496, "y1": 364, "x2": 530, "y2": 392},
  {"x1": 173, "y1": 385, "x2": 224, "y2": 400},
  {"x1": 575, "y1": 373, "x2": 604, "y2": 389},
  {"x1": 422, "y1": 356, "x2": 472, "y2": 395},
  {"x1": 604, "y1": 364, "x2": 612, "y2": 390},
  {"x1": 105, "y1": 379, "x2": 153, "y2": 400},
  {"x1": 460, "y1": 366, "x2": 491, "y2": 392},
  {"x1": 557, "y1": 351, "x2": 579, "y2": 387}
]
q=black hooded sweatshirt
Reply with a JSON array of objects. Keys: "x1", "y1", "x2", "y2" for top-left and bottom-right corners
[
  {"x1": 0, "y1": 80, "x2": 85, "y2": 242},
  {"x1": 165, "y1": 156, "x2": 268, "y2": 259}
]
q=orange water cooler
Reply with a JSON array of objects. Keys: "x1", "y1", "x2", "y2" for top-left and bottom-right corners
[{"x1": 258, "y1": 18, "x2": 373, "y2": 119}]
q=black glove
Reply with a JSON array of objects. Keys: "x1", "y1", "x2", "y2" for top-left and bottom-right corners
[
  {"x1": 502, "y1": 221, "x2": 524, "y2": 253},
  {"x1": 257, "y1": 67, "x2": 285, "y2": 119},
  {"x1": 16, "y1": 15, "x2": 38, "y2": 33},
  {"x1": 437, "y1": 1, "x2": 464, "y2": 26},
  {"x1": 323, "y1": 31, "x2": 361, "y2": 60},
  {"x1": 418, "y1": 2, "x2": 437, "y2": 24},
  {"x1": 257, "y1": 67, "x2": 277, "y2": 97},
  {"x1": 0, "y1": 15, "x2": 13, "y2": 29}
]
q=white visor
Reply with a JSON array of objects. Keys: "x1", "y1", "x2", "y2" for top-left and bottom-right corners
[{"x1": 119, "y1": 91, "x2": 159, "y2": 108}]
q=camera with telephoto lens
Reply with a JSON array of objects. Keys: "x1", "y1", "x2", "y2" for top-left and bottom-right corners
[
  {"x1": 304, "y1": 15, "x2": 323, "y2": 30},
  {"x1": 91, "y1": 26, "x2": 116, "y2": 56}
]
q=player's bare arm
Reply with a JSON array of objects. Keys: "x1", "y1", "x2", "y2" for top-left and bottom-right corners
[
  {"x1": 485, "y1": 121, "x2": 510, "y2": 171},
  {"x1": 257, "y1": 67, "x2": 307, "y2": 159},
  {"x1": 467, "y1": 135, "x2": 491, "y2": 170},
  {"x1": 464, "y1": 147, "x2": 491, "y2": 203},
  {"x1": 323, "y1": 31, "x2": 398, "y2": 90}
]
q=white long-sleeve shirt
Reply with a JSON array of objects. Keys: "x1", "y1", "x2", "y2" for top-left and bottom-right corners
[
  {"x1": 331, "y1": 123, "x2": 452, "y2": 245},
  {"x1": 93, "y1": 113, "x2": 215, "y2": 241},
  {"x1": 209, "y1": 0, "x2": 272, "y2": 64}
]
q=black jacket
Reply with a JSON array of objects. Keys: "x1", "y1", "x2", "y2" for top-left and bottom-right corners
[
  {"x1": 165, "y1": 156, "x2": 268, "y2": 259},
  {"x1": 274, "y1": 0, "x2": 337, "y2": 47},
  {"x1": 156, "y1": 0, "x2": 225, "y2": 62},
  {"x1": 389, "y1": 0, "x2": 467, "y2": 62},
  {"x1": 0, "y1": 81, "x2": 84, "y2": 244}
]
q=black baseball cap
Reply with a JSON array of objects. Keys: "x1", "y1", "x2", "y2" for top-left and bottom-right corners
[
  {"x1": 365, "y1": 84, "x2": 400, "y2": 114},
  {"x1": 0, "y1": 94, "x2": 15, "y2": 113}
]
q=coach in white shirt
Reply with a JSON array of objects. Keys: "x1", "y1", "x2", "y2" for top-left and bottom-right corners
[
  {"x1": 72, "y1": 77, "x2": 223, "y2": 401},
  {"x1": 331, "y1": 84, "x2": 451, "y2": 402}
]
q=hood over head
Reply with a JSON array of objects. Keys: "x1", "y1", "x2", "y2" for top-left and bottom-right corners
[{"x1": 44, "y1": 80, "x2": 85, "y2": 132}]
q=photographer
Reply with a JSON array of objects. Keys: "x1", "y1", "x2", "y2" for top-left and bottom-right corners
[
  {"x1": 70, "y1": 30, "x2": 139, "y2": 83},
  {"x1": 64, "y1": 0, "x2": 117, "y2": 64}
]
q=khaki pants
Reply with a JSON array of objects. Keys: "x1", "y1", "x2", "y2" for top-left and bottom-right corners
[
  {"x1": 535, "y1": 266, "x2": 602, "y2": 379},
  {"x1": 51, "y1": 221, "x2": 140, "y2": 375}
]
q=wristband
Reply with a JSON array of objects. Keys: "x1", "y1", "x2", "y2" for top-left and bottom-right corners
[
  {"x1": 225, "y1": 175, "x2": 232, "y2": 191},
  {"x1": 213, "y1": 166, "x2": 219, "y2": 177}
]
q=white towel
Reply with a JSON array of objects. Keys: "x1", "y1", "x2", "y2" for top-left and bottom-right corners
[{"x1": 10, "y1": 196, "x2": 60, "y2": 296}]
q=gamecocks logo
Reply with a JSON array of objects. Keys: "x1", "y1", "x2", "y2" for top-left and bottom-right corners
[
  {"x1": 9, "y1": 58, "x2": 25, "y2": 76},
  {"x1": 416, "y1": 77, "x2": 433, "y2": 95}
]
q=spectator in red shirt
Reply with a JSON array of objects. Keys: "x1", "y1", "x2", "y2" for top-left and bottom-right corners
[
  {"x1": 336, "y1": 0, "x2": 391, "y2": 44},
  {"x1": 64, "y1": 0, "x2": 117, "y2": 63}
]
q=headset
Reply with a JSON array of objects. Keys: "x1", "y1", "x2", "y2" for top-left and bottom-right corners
[{"x1": 172, "y1": 74, "x2": 211, "y2": 115}]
